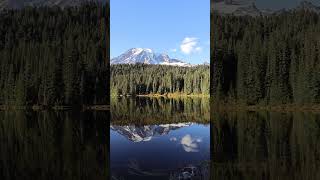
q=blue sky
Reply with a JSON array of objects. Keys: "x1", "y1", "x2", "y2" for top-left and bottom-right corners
[
  {"x1": 111, "y1": 0, "x2": 210, "y2": 64},
  {"x1": 256, "y1": 0, "x2": 320, "y2": 10}
]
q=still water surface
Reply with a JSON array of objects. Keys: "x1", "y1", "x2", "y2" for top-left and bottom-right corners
[
  {"x1": 2, "y1": 98, "x2": 319, "y2": 180},
  {"x1": 0, "y1": 111, "x2": 108, "y2": 180},
  {"x1": 110, "y1": 97, "x2": 210, "y2": 180},
  {"x1": 212, "y1": 111, "x2": 320, "y2": 180}
]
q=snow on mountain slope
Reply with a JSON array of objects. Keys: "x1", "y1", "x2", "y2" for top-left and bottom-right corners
[
  {"x1": 111, "y1": 48, "x2": 192, "y2": 67},
  {"x1": 110, "y1": 123, "x2": 192, "y2": 142}
]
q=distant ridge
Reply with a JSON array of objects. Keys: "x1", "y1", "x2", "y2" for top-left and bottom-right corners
[
  {"x1": 0, "y1": 0, "x2": 105, "y2": 10},
  {"x1": 213, "y1": 0, "x2": 320, "y2": 16}
]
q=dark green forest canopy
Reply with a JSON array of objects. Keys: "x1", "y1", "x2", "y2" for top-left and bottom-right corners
[
  {"x1": 111, "y1": 64, "x2": 210, "y2": 96},
  {"x1": 0, "y1": 2, "x2": 109, "y2": 106},
  {"x1": 211, "y1": 10, "x2": 320, "y2": 105}
]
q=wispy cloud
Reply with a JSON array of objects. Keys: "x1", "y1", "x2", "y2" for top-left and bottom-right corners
[{"x1": 180, "y1": 37, "x2": 202, "y2": 55}]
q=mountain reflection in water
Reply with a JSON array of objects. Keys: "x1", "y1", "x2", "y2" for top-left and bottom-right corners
[
  {"x1": 111, "y1": 123, "x2": 192, "y2": 142},
  {"x1": 110, "y1": 97, "x2": 210, "y2": 180}
]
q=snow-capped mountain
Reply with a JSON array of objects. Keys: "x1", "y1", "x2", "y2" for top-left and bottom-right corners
[
  {"x1": 111, "y1": 48, "x2": 192, "y2": 67},
  {"x1": 110, "y1": 123, "x2": 192, "y2": 142},
  {"x1": 0, "y1": 0, "x2": 105, "y2": 10}
]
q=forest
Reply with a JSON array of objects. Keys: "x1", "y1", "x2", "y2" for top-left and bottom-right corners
[
  {"x1": 211, "y1": 10, "x2": 320, "y2": 105},
  {"x1": 0, "y1": 2, "x2": 109, "y2": 107},
  {"x1": 111, "y1": 64, "x2": 210, "y2": 96}
]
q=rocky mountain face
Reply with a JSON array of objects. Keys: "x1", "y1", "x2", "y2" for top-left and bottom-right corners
[
  {"x1": 111, "y1": 48, "x2": 192, "y2": 67},
  {"x1": 111, "y1": 123, "x2": 192, "y2": 142}
]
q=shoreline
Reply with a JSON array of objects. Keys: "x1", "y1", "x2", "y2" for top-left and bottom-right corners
[
  {"x1": 211, "y1": 104, "x2": 320, "y2": 112},
  {"x1": 112, "y1": 93, "x2": 210, "y2": 98},
  {"x1": 0, "y1": 105, "x2": 110, "y2": 111}
]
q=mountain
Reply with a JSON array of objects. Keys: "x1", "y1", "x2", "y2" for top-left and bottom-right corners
[
  {"x1": 0, "y1": 0, "x2": 105, "y2": 10},
  {"x1": 213, "y1": 0, "x2": 320, "y2": 16},
  {"x1": 212, "y1": 0, "x2": 261, "y2": 16},
  {"x1": 111, "y1": 48, "x2": 192, "y2": 67},
  {"x1": 111, "y1": 123, "x2": 192, "y2": 142},
  {"x1": 295, "y1": 1, "x2": 320, "y2": 13}
]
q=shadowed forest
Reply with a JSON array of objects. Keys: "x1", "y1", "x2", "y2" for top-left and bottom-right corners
[
  {"x1": 211, "y1": 10, "x2": 320, "y2": 106},
  {"x1": 0, "y1": 2, "x2": 109, "y2": 107}
]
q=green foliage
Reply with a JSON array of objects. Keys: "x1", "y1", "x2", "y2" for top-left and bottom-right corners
[
  {"x1": 212, "y1": 10, "x2": 320, "y2": 105},
  {"x1": 0, "y1": 2, "x2": 109, "y2": 106},
  {"x1": 111, "y1": 64, "x2": 210, "y2": 96}
]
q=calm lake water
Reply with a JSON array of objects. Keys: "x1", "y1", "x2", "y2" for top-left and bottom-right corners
[
  {"x1": 1, "y1": 99, "x2": 320, "y2": 180},
  {"x1": 110, "y1": 97, "x2": 210, "y2": 180},
  {"x1": 212, "y1": 111, "x2": 320, "y2": 180},
  {"x1": 0, "y1": 111, "x2": 109, "y2": 180}
]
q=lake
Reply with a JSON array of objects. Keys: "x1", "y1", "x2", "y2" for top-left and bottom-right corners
[
  {"x1": 2, "y1": 99, "x2": 319, "y2": 180},
  {"x1": 110, "y1": 97, "x2": 210, "y2": 180},
  {"x1": 0, "y1": 110, "x2": 109, "y2": 180},
  {"x1": 212, "y1": 111, "x2": 320, "y2": 180}
]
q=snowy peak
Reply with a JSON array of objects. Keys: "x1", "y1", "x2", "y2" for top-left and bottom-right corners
[
  {"x1": 111, "y1": 48, "x2": 192, "y2": 67},
  {"x1": 111, "y1": 123, "x2": 192, "y2": 142}
]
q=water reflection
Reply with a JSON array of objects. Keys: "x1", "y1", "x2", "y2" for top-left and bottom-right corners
[
  {"x1": 111, "y1": 123, "x2": 193, "y2": 142},
  {"x1": 212, "y1": 111, "x2": 320, "y2": 180},
  {"x1": 110, "y1": 97, "x2": 210, "y2": 180},
  {"x1": 0, "y1": 111, "x2": 109, "y2": 180}
]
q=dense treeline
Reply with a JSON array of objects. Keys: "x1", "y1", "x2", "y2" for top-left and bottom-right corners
[
  {"x1": 0, "y1": 2, "x2": 109, "y2": 106},
  {"x1": 212, "y1": 10, "x2": 320, "y2": 105},
  {"x1": 111, "y1": 64, "x2": 210, "y2": 96}
]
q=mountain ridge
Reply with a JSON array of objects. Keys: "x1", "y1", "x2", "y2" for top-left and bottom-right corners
[
  {"x1": 0, "y1": 0, "x2": 105, "y2": 10},
  {"x1": 213, "y1": 0, "x2": 320, "y2": 16},
  {"x1": 111, "y1": 48, "x2": 193, "y2": 67},
  {"x1": 111, "y1": 123, "x2": 192, "y2": 142}
]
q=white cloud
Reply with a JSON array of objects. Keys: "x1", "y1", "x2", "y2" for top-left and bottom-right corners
[
  {"x1": 180, "y1": 37, "x2": 202, "y2": 55},
  {"x1": 180, "y1": 134, "x2": 202, "y2": 152}
]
